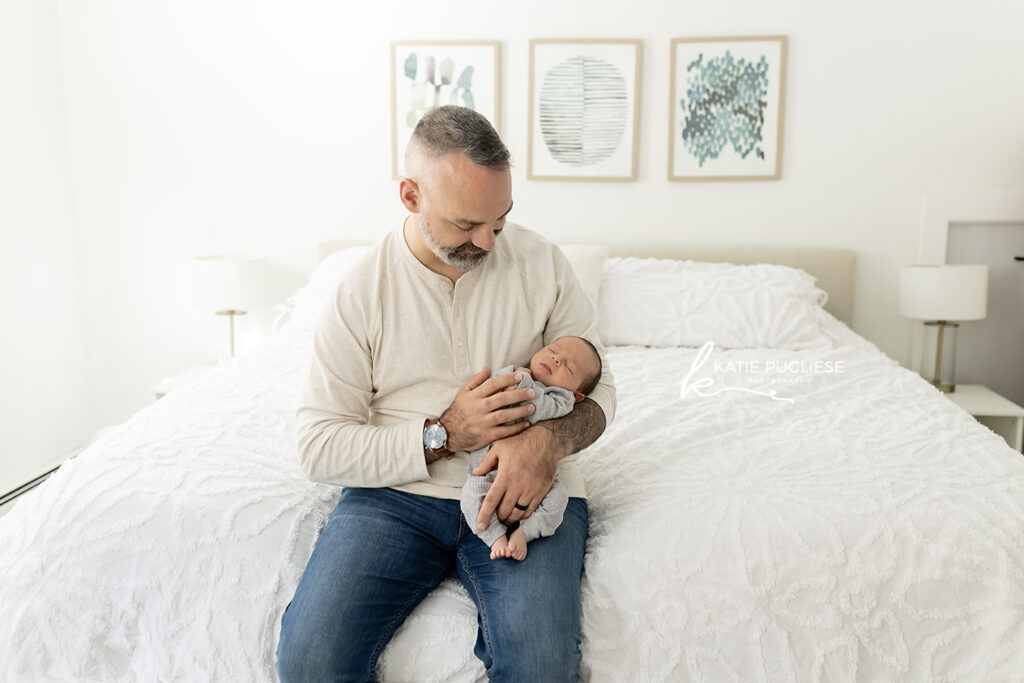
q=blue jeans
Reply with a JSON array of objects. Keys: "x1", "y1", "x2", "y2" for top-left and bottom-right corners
[{"x1": 276, "y1": 486, "x2": 588, "y2": 682}]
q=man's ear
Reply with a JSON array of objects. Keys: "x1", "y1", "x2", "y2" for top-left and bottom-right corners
[
  {"x1": 399, "y1": 177, "x2": 421, "y2": 213},
  {"x1": 573, "y1": 391, "x2": 585, "y2": 403}
]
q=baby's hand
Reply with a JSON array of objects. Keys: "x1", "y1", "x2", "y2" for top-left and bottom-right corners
[{"x1": 502, "y1": 368, "x2": 531, "y2": 391}]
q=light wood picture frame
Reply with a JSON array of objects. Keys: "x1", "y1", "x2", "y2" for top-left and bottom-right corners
[
  {"x1": 528, "y1": 39, "x2": 642, "y2": 182},
  {"x1": 669, "y1": 35, "x2": 787, "y2": 181},
  {"x1": 390, "y1": 40, "x2": 500, "y2": 180}
]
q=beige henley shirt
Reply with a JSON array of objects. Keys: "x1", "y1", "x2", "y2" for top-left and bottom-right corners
[{"x1": 295, "y1": 221, "x2": 616, "y2": 500}]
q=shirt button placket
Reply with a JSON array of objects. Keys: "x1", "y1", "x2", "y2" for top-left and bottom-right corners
[
  {"x1": 443, "y1": 280, "x2": 459, "y2": 375},
  {"x1": 451, "y1": 282, "x2": 470, "y2": 375},
  {"x1": 452, "y1": 306, "x2": 468, "y2": 374}
]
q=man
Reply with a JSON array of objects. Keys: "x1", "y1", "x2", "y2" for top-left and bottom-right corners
[{"x1": 276, "y1": 105, "x2": 616, "y2": 682}]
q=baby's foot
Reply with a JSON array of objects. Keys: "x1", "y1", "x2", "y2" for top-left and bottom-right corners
[
  {"x1": 506, "y1": 527, "x2": 528, "y2": 561},
  {"x1": 490, "y1": 535, "x2": 509, "y2": 560}
]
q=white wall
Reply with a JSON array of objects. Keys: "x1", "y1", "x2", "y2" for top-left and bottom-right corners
[
  {"x1": 1, "y1": 0, "x2": 87, "y2": 493},
  {"x1": 50, "y1": 0, "x2": 1024, "y2": 437}
]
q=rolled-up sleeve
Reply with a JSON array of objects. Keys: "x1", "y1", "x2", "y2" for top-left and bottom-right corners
[
  {"x1": 295, "y1": 280, "x2": 429, "y2": 487},
  {"x1": 541, "y1": 248, "x2": 616, "y2": 427}
]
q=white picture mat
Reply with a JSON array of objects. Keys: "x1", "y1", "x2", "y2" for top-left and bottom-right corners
[
  {"x1": 530, "y1": 42, "x2": 638, "y2": 179},
  {"x1": 391, "y1": 43, "x2": 498, "y2": 179},
  {"x1": 671, "y1": 39, "x2": 783, "y2": 178}
]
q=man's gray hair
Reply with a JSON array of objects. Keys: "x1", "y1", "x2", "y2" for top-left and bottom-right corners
[{"x1": 409, "y1": 106, "x2": 510, "y2": 171}]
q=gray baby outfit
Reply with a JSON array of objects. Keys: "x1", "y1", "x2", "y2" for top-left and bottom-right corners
[{"x1": 460, "y1": 365, "x2": 575, "y2": 548}]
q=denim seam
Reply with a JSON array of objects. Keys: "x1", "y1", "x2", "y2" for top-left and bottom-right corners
[
  {"x1": 366, "y1": 561, "x2": 452, "y2": 679},
  {"x1": 456, "y1": 547, "x2": 493, "y2": 671}
]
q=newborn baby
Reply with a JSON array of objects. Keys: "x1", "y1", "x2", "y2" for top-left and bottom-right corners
[{"x1": 460, "y1": 335, "x2": 602, "y2": 560}]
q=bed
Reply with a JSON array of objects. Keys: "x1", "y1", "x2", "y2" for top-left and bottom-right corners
[{"x1": 2, "y1": 240, "x2": 1023, "y2": 682}]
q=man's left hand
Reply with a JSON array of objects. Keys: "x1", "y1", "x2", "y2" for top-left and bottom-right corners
[{"x1": 472, "y1": 425, "x2": 566, "y2": 528}]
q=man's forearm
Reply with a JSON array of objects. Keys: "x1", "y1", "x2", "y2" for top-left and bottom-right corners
[
  {"x1": 297, "y1": 418, "x2": 430, "y2": 487},
  {"x1": 535, "y1": 397, "x2": 606, "y2": 458}
]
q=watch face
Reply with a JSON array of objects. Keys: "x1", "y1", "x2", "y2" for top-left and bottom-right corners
[{"x1": 424, "y1": 423, "x2": 446, "y2": 450}]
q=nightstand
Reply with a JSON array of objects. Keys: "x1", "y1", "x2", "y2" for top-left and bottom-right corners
[
  {"x1": 150, "y1": 365, "x2": 214, "y2": 400},
  {"x1": 946, "y1": 384, "x2": 1024, "y2": 452}
]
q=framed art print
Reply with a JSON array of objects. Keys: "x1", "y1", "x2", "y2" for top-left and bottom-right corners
[
  {"x1": 528, "y1": 39, "x2": 641, "y2": 181},
  {"x1": 669, "y1": 35, "x2": 787, "y2": 181},
  {"x1": 391, "y1": 41, "x2": 500, "y2": 180}
]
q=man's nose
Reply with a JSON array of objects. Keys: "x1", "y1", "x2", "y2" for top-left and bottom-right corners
[{"x1": 471, "y1": 227, "x2": 498, "y2": 251}]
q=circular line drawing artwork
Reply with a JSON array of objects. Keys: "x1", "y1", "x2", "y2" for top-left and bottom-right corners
[{"x1": 539, "y1": 56, "x2": 628, "y2": 167}]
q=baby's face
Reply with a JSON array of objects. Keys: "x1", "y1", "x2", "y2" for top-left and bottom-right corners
[{"x1": 528, "y1": 337, "x2": 599, "y2": 395}]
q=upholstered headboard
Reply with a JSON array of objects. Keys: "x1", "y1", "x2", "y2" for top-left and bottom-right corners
[{"x1": 316, "y1": 241, "x2": 856, "y2": 323}]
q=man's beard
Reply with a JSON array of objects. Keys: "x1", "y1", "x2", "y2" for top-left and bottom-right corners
[{"x1": 419, "y1": 214, "x2": 490, "y2": 272}]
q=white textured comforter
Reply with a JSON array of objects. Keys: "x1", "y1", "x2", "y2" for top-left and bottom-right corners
[{"x1": 2, "y1": 313, "x2": 1023, "y2": 682}]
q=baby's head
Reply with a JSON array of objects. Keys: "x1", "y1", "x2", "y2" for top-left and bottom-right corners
[{"x1": 528, "y1": 336, "x2": 602, "y2": 403}]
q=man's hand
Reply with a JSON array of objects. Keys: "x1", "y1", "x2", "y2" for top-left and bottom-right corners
[
  {"x1": 472, "y1": 425, "x2": 566, "y2": 528},
  {"x1": 442, "y1": 367, "x2": 536, "y2": 452}
]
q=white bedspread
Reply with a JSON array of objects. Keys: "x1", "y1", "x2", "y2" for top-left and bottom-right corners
[{"x1": 2, "y1": 313, "x2": 1023, "y2": 682}]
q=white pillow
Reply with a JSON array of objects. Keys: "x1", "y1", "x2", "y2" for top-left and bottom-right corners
[
  {"x1": 597, "y1": 257, "x2": 832, "y2": 350},
  {"x1": 282, "y1": 246, "x2": 371, "y2": 333},
  {"x1": 558, "y1": 244, "x2": 609, "y2": 305}
]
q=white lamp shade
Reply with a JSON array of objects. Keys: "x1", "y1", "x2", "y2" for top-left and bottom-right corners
[
  {"x1": 899, "y1": 264, "x2": 988, "y2": 321},
  {"x1": 190, "y1": 255, "x2": 276, "y2": 311}
]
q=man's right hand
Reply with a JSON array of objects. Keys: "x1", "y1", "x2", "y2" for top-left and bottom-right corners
[{"x1": 441, "y1": 367, "x2": 536, "y2": 452}]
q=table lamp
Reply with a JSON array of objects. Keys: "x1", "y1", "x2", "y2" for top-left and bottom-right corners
[
  {"x1": 190, "y1": 255, "x2": 275, "y2": 357},
  {"x1": 899, "y1": 264, "x2": 988, "y2": 393}
]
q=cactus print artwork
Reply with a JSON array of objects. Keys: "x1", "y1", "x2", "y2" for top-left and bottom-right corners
[
  {"x1": 402, "y1": 52, "x2": 478, "y2": 128},
  {"x1": 391, "y1": 42, "x2": 498, "y2": 179}
]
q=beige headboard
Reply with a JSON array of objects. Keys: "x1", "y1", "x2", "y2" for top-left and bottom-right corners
[{"x1": 316, "y1": 241, "x2": 856, "y2": 323}]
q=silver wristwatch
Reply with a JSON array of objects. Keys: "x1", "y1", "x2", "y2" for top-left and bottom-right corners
[{"x1": 423, "y1": 418, "x2": 452, "y2": 459}]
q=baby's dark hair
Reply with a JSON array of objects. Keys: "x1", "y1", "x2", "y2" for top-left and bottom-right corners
[{"x1": 573, "y1": 336, "x2": 603, "y2": 396}]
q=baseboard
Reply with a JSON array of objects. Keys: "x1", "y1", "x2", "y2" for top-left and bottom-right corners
[
  {"x1": 0, "y1": 443, "x2": 88, "y2": 507},
  {"x1": 0, "y1": 466, "x2": 63, "y2": 508}
]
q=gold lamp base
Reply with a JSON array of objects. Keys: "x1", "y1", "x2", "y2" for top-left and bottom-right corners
[
  {"x1": 215, "y1": 309, "x2": 247, "y2": 357},
  {"x1": 924, "y1": 320, "x2": 958, "y2": 393}
]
